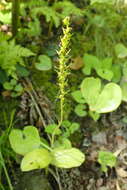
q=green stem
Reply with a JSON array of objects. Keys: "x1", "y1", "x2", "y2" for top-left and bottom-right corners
[
  {"x1": 48, "y1": 168, "x2": 62, "y2": 190},
  {"x1": 12, "y1": 0, "x2": 20, "y2": 37},
  {"x1": 0, "y1": 152, "x2": 13, "y2": 190},
  {"x1": 40, "y1": 142, "x2": 52, "y2": 152}
]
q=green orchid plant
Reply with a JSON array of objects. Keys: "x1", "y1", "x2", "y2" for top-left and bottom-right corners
[{"x1": 9, "y1": 17, "x2": 85, "y2": 172}]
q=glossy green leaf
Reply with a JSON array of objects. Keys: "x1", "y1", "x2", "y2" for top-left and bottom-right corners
[
  {"x1": 115, "y1": 43, "x2": 127, "y2": 58},
  {"x1": 21, "y1": 148, "x2": 52, "y2": 171},
  {"x1": 72, "y1": 90, "x2": 86, "y2": 103},
  {"x1": 81, "y1": 77, "x2": 101, "y2": 108},
  {"x1": 94, "y1": 83, "x2": 122, "y2": 113},
  {"x1": 35, "y1": 55, "x2": 52, "y2": 71},
  {"x1": 74, "y1": 104, "x2": 87, "y2": 117},
  {"x1": 51, "y1": 148, "x2": 85, "y2": 168},
  {"x1": 98, "y1": 151, "x2": 117, "y2": 173},
  {"x1": 81, "y1": 77, "x2": 122, "y2": 113},
  {"x1": 9, "y1": 126, "x2": 41, "y2": 155}
]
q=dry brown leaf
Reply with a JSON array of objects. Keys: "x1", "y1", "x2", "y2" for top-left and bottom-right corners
[
  {"x1": 116, "y1": 167, "x2": 127, "y2": 178},
  {"x1": 116, "y1": 181, "x2": 121, "y2": 190},
  {"x1": 70, "y1": 56, "x2": 84, "y2": 70},
  {"x1": 2, "y1": 91, "x2": 11, "y2": 97}
]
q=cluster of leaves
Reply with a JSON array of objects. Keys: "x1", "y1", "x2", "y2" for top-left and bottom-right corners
[
  {"x1": 0, "y1": 1, "x2": 11, "y2": 24},
  {"x1": 20, "y1": 0, "x2": 84, "y2": 37},
  {"x1": 82, "y1": 54, "x2": 121, "y2": 82},
  {"x1": 72, "y1": 42, "x2": 127, "y2": 120},
  {"x1": 9, "y1": 125, "x2": 118, "y2": 173},
  {"x1": 9, "y1": 126, "x2": 85, "y2": 171},
  {"x1": 72, "y1": 77, "x2": 122, "y2": 120},
  {"x1": 3, "y1": 79, "x2": 23, "y2": 97},
  {"x1": 0, "y1": 34, "x2": 34, "y2": 79}
]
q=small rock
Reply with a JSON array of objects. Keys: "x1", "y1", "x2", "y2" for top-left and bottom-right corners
[{"x1": 92, "y1": 131, "x2": 107, "y2": 145}]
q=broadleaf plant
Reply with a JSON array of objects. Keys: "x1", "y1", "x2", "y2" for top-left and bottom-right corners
[
  {"x1": 72, "y1": 77, "x2": 122, "y2": 120},
  {"x1": 9, "y1": 125, "x2": 85, "y2": 171},
  {"x1": 98, "y1": 151, "x2": 117, "y2": 173},
  {"x1": 0, "y1": 38, "x2": 34, "y2": 79},
  {"x1": 81, "y1": 77, "x2": 122, "y2": 113},
  {"x1": 82, "y1": 54, "x2": 114, "y2": 81}
]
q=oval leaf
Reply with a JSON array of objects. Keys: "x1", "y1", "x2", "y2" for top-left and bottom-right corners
[
  {"x1": 35, "y1": 55, "x2": 52, "y2": 71},
  {"x1": 51, "y1": 148, "x2": 85, "y2": 168},
  {"x1": 21, "y1": 148, "x2": 52, "y2": 171},
  {"x1": 94, "y1": 83, "x2": 122, "y2": 113},
  {"x1": 115, "y1": 43, "x2": 127, "y2": 58},
  {"x1": 81, "y1": 77, "x2": 101, "y2": 108},
  {"x1": 9, "y1": 126, "x2": 41, "y2": 155}
]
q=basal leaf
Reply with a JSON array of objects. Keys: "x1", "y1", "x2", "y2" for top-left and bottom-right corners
[
  {"x1": 9, "y1": 126, "x2": 41, "y2": 155},
  {"x1": 115, "y1": 43, "x2": 127, "y2": 58},
  {"x1": 81, "y1": 77, "x2": 101, "y2": 109},
  {"x1": 21, "y1": 148, "x2": 52, "y2": 171},
  {"x1": 94, "y1": 83, "x2": 122, "y2": 113},
  {"x1": 51, "y1": 148, "x2": 85, "y2": 168}
]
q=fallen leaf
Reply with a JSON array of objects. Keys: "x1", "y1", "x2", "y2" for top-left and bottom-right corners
[
  {"x1": 70, "y1": 56, "x2": 84, "y2": 70},
  {"x1": 116, "y1": 167, "x2": 127, "y2": 178}
]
